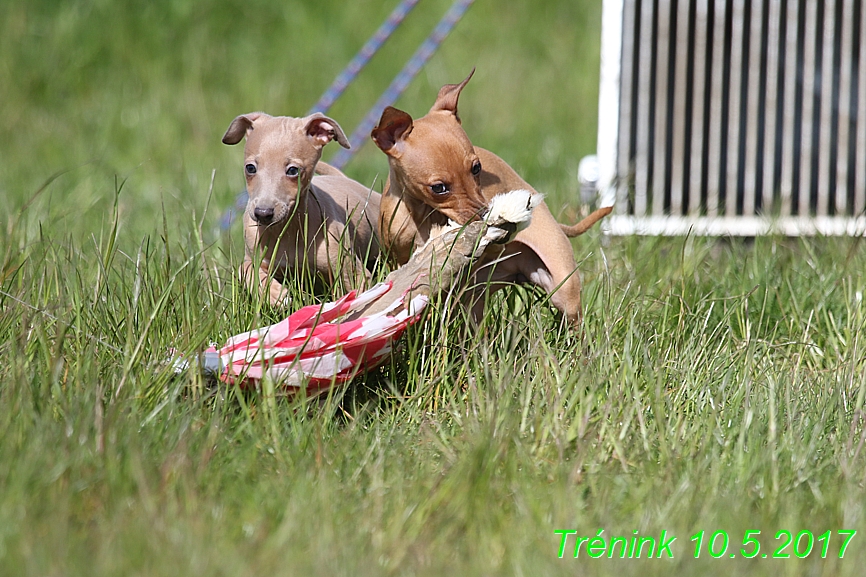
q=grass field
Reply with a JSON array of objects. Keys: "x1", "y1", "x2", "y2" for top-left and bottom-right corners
[{"x1": 2, "y1": 0, "x2": 866, "y2": 575}]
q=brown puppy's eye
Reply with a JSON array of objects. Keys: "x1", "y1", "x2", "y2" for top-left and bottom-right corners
[
  {"x1": 431, "y1": 183, "x2": 448, "y2": 195},
  {"x1": 286, "y1": 166, "x2": 300, "y2": 177},
  {"x1": 245, "y1": 163, "x2": 257, "y2": 175},
  {"x1": 471, "y1": 161, "x2": 481, "y2": 175}
]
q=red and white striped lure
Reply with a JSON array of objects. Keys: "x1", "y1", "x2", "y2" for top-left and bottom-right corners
[{"x1": 200, "y1": 281, "x2": 427, "y2": 393}]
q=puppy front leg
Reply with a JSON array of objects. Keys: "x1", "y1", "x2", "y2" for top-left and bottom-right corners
[
  {"x1": 337, "y1": 255, "x2": 373, "y2": 293},
  {"x1": 320, "y1": 235, "x2": 371, "y2": 293},
  {"x1": 240, "y1": 258, "x2": 289, "y2": 307}
]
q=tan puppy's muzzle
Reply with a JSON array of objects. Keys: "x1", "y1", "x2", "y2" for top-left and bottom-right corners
[{"x1": 253, "y1": 206, "x2": 275, "y2": 224}]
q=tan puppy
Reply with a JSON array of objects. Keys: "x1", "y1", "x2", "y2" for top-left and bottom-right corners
[
  {"x1": 223, "y1": 112, "x2": 380, "y2": 305},
  {"x1": 371, "y1": 72, "x2": 611, "y2": 326}
]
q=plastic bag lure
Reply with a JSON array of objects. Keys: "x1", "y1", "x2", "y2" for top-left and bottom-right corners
[
  {"x1": 178, "y1": 189, "x2": 541, "y2": 393},
  {"x1": 208, "y1": 281, "x2": 427, "y2": 391}
]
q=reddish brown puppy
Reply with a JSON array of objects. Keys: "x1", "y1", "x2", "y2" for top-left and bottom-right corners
[{"x1": 371, "y1": 72, "x2": 611, "y2": 326}]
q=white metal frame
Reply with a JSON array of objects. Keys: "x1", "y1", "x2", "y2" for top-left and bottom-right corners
[{"x1": 590, "y1": 0, "x2": 866, "y2": 236}]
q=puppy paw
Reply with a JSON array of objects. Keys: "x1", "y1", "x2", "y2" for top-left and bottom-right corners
[{"x1": 267, "y1": 279, "x2": 291, "y2": 307}]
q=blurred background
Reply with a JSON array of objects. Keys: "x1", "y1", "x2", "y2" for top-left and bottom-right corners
[{"x1": 0, "y1": 0, "x2": 603, "y2": 242}]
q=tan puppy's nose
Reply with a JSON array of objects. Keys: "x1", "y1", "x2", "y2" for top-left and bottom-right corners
[{"x1": 253, "y1": 206, "x2": 275, "y2": 224}]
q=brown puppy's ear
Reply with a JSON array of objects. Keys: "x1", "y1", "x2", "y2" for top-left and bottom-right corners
[
  {"x1": 305, "y1": 113, "x2": 351, "y2": 149},
  {"x1": 428, "y1": 68, "x2": 475, "y2": 122},
  {"x1": 222, "y1": 112, "x2": 266, "y2": 144},
  {"x1": 371, "y1": 107, "x2": 414, "y2": 154}
]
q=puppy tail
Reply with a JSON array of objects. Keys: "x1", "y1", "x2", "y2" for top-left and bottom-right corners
[{"x1": 560, "y1": 205, "x2": 613, "y2": 237}]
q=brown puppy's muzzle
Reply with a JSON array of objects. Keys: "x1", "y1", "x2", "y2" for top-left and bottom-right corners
[
  {"x1": 451, "y1": 193, "x2": 489, "y2": 224},
  {"x1": 467, "y1": 206, "x2": 489, "y2": 223}
]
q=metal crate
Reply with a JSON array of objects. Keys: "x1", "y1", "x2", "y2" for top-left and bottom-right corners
[{"x1": 590, "y1": 0, "x2": 866, "y2": 235}]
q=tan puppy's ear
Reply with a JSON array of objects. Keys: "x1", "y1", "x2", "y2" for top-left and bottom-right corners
[
  {"x1": 371, "y1": 106, "x2": 414, "y2": 155},
  {"x1": 429, "y1": 68, "x2": 475, "y2": 122},
  {"x1": 305, "y1": 113, "x2": 351, "y2": 149},
  {"x1": 222, "y1": 112, "x2": 267, "y2": 144}
]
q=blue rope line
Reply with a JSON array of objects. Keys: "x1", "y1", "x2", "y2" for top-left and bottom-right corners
[
  {"x1": 308, "y1": 0, "x2": 421, "y2": 115},
  {"x1": 330, "y1": 0, "x2": 475, "y2": 170},
  {"x1": 220, "y1": 187, "x2": 250, "y2": 231}
]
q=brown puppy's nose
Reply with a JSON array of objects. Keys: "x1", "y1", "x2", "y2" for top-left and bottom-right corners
[
  {"x1": 459, "y1": 203, "x2": 488, "y2": 224},
  {"x1": 253, "y1": 206, "x2": 275, "y2": 224}
]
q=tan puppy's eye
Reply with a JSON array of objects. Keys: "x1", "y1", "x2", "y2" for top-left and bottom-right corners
[
  {"x1": 431, "y1": 183, "x2": 448, "y2": 195},
  {"x1": 286, "y1": 165, "x2": 300, "y2": 177},
  {"x1": 245, "y1": 163, "x2": 257, "y2": 175},
  {"x1": 471, "y1": 161, "x2": 481, "y2": 175}
]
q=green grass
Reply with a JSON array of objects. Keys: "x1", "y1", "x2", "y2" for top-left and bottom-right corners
[{"x1": 2, "y1": 1, "x2": 866, "y2": 576}]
